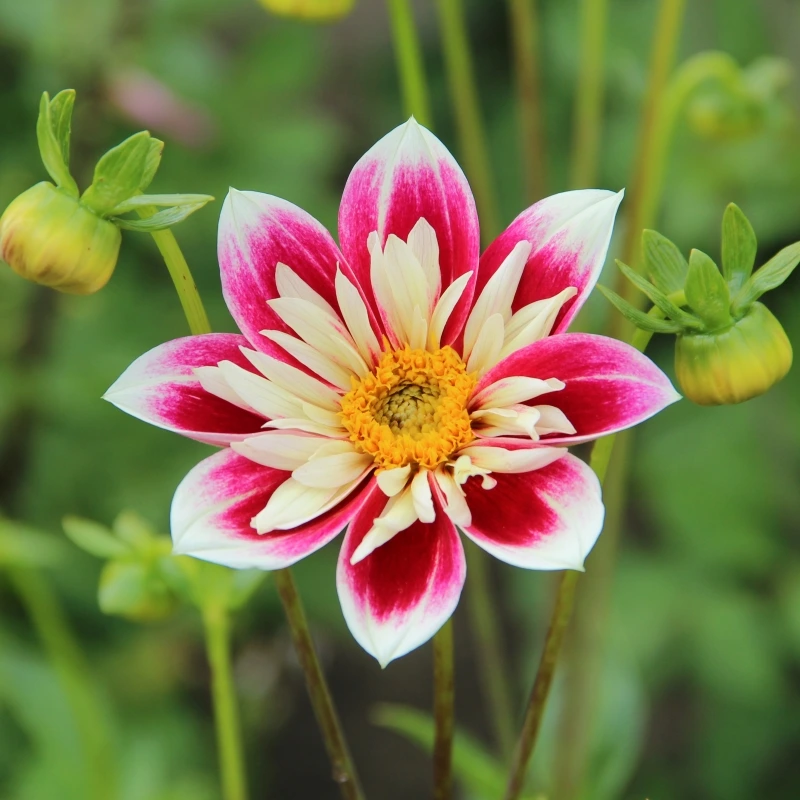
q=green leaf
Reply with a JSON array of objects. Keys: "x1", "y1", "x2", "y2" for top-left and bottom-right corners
[
  {"x1": 138, "y1": 137, "x2": 164, "y2": 192},
  {"x1": 48, "y1": 89, "x2": 76, "y2": 168},
  {"x1": 596, "y1": 285, "x2": 683, "y2": 333},
  {"x1": 733, "y1": 241, "x2": 800, "y2": 311},
  {"x1": 616, "y1": 260, "x2": 702, "y2": 329},
  {"x1": 0, "y1": 520, "x2": 67, "y2": 568},
  {"x1": 99, "y1": 561, "x2": 176, "y2": 621},
  {"x1": 685, "y1": 250, "x2": 732, "y2": 330},
  {"x1": 63, "y1": 516, "x2": 130, "y2": 560},
  {"x1": 108, "y1": 193, "x2": 214, "y2": 216},
  {"x1": 111, "y1": 202, "x2": 210, "y2": 232},
  {"x1": 111, "y1": 510, "x2": 157, "y2": 550},
  {"x1": 35, "y1": 92, "x2": 79, "y2": 196},
  {"x1": 373, "y1": 704, "x2": 542, "y2": 800},
  {"x1": 641, "y1": 229, "x2": 689, "y2": 295},
  {"x1": 721, "y1": 204, "x2": 757, "y2": 292},
  {"x1": 80, "y1": 131, "x2": 154, "y2": 215}
]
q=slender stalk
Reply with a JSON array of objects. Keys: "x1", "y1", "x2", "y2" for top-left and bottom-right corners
[
  {"x1": 569, "y1": 0, "x2": 610, "y2": 188},
  {"x1": 503, "y1": 309, "x2": 662, "y2": 800},
  {"x1": 507, "y1": 0, "x2": 546, "y2": 202},
  {"x1": 464, "y1": 542, "x2": 515, "y2": 757},
  {"x1": 8, "y1": 567, "x2": 116, "y2": 800},
  {"x1": 273, "y1": 569, "x2": 364, "y2": 800},
  {"x1": 387, "y1": 0, "x2": 432, "y2": 127},
  {"x1": 433, "y1": 620, "x2": 454, "y2": 800},
  {"x1": 616, "y1": 0, "x2": 687, "y2": 291},
  {"x1": 435, "y1": 0, "x2": 501, "y2": 240},
  {"x1": 503, "y1": 570, "x2": 579, "y2": 800},
  {"x1": 202, "y1": 604, "x2": 248, "y2": 800},
  {"x1": 139, "y1": 206, "x2": 211, "y2": 335}
]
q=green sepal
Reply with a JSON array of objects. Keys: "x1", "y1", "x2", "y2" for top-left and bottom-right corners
[
  {"x1": 139, "y1": 137, "x2": 164, "y2": 193},
  {"x1": 111, "y1": 201, "x2": 211, "y2": 232},
  {"x1": 108, "y1": 193, "x2": 214, "y2": 216},
  {"x1": 596, "y1": 285, "x2": 683, "y2": 334},
  {"x1": 80, "y1": 131, "x2": 155, "y2": 216},
  {"x1": 63, "y1": 515, "x2": 131, "y2": 559},
  {"x1": 99, "y1": 560, "x2": 177, "y2": 621},
  {"x1": 733, "y1": 241, "x2": 800, "y2": 312},
  {"x1": 373, "y1": 704, "x2": 543, "y2": 800},
  {"x1": 685, "y1": 249, "x2": 732, "y2": 331},
  {"x1": 721, "y1": 203, "x2": 757, "y2": 292},
  {"x1": 641, "y1": 229, "x2": 689, "y2": 295},
  {"x1": 615, "y1": 260, "x2": 702, "y2": 330},
  {"x1": 36, "y1": 92, "x2": 79, "y2": 197},
  {"x1": 48, "y1": 89, "x2": 76, "y2": 168}
]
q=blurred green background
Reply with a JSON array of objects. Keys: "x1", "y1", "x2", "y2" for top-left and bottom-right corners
[{"x1": 1, "y1": 0, "x2": 799, "y2": 798}]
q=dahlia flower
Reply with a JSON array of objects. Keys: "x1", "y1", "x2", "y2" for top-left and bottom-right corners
[{"x1": 106, "y1": 119, "x2": 678, "y2": 665}]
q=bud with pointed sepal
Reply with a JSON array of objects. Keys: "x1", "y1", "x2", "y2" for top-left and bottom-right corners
[
  {"x1": 601, "y1": 203, "x2": 797, "y2": 405},
  {"x1": 0, "y1": 89, "x2": 213, "y2": 294}
]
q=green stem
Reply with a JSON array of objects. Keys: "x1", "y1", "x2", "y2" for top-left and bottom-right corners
[
  {"x1": 507, "y1": 0, "x2": 547, "y2": 202},
  {"x1": 435, "y1": 0, "x2": 501, "y2": 241},
  {"x1": 503, "y1": 308, "x2": 662, "y2": 800},
  {"x1": 502, "y1": 570, "x2": 579, "y2": 800},
  {"x1": 387, "y1": 0, "x2": 432, "y2": 126},
  {"x1": 433, "y1": 619, "x2": 454, "y2": 800},
  {"x1": 464, "y1": 542, "x2": 515, "y2": 757},
  {"x1": 569, "y1": 0, "x2": 609, "y2": 188},
  {"x1": 8, "y1": 568, "x2": 116, "y2": 800},
  {"x1": 273, "y1": 569, "x2": 364, "y2": 800},
  {"x1": 202, "y1": 604, "x2": 248, "y2": 800},
  {"x1": 139, "y1": 206, "x2": 211, "y2": 335}
]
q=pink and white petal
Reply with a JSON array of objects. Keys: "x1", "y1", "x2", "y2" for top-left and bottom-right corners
[
  {"x1": 337, "y1": 483, "x2": 466, "y2": 666},
  {"x1": 339, "y1": 119, "x2": 480, "y2": 342},
  {"x1": 475, "y1": 333, "x2": 680, "y2": 444},
  {"x1": 104, "y1": 334, "x2": 265, "y2": 445},
  {"x1": 219, "y1": 189, "x2": 361, "y2": 349},
  {"x1": 477, "y1": 190, "x2": 623, "y2": 334},
  {"x1": 462, "y1": 454, "x2": 604, "y2": 570},
  {"x1": 171, "y1": 449, "x2": 371, "y2": 570}
]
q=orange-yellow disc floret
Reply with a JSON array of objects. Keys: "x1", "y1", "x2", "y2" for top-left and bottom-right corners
[{"x1": 340, "y1": 345, "x2": 476, "y2": 470}]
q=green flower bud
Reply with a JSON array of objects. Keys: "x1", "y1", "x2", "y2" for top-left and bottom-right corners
[
  {"x1": 0, "y1": 182, "x2": 121, "y2": 295},
  {"x1": 675, "y1": 302, "x2": 792, "y2": 405}
]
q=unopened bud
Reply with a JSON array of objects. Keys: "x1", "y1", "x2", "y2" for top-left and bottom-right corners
[
  {"x1": 0, "y1": 182, "x2": 121, "y2": 295},
  {"x1": 675, "y1": 302, "x2": 792, "y2": 405}
]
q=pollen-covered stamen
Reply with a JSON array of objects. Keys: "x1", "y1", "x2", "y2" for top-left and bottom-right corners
[{"x1": 340, "y1": 345, "x2": 476, "y2": 470}]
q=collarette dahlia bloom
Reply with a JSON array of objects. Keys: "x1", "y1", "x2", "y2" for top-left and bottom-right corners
[{"x1": 105, "y1": 120, "x2": 679, "y2": 666}]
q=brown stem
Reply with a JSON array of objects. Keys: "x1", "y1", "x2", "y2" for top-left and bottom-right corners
[
  {"x1": 433, "y1": 619, "x2": 454, "y2": 800},
  {"x1": 502, "y1": 570, "x2": 579, "y2": 800},
  {"x1": 273, "y1": 568, "x2": 364, "y2": 800}
]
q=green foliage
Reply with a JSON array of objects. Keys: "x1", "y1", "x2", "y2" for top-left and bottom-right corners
[
  {"x1": 684, "y1": 249, "x2": 732, "y2": 330},
  {"x1": 641, "y1": 229, "x2": 689, "y2": 295},
  {"x1": 35, "y1": 91, "x2": 78, "y2": 197},
  {"x1": 720, "y1": 203, "x2": 757, "y2": 291}
]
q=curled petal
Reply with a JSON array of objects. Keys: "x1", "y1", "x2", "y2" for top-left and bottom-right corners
[
  {"x1": 462, "y1": 454, "x2": 604, "y2": 570},
  {"x1": 104, "y1": 334, "x2": 265, "y2": 445},
  {"x1": 477, "y1": 189, "x2": 624, "y2": 334},
  {"x1": 337, "y1": 483, "x2": 466, "y2": 666},
  {"x1": 475, "y1": 333, "x2": 681, "y2": 444},
  {"x1": 339, "y1": 119, "x2": 479, "y2": 343},
  {"x1": 171, "y1": 449, "x2": 370, "y2": 570}
]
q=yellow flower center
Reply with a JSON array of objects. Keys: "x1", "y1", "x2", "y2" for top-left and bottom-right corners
[{"x1": 340, "y1": 346, "x2": 476, "y2": 470}]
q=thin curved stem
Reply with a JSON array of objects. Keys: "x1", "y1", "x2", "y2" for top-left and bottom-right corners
[
  {"x1": 433, "y1": 619, "x2": 454, "y2": 800},
  {"x1": 139, "y1": 206, "x2": 211, "y2": 335},
  {"x1": 273, "y1": 569, "x2": 365, "y2": 800},
  {"x1": 8, "y1": 568, "x2": 116, "y2": 800},
  {"x1": 436, "y1": 0, "x2": 501, "y2": 241},
  {"x1": 569, "y1": 0, "x2": 609, "y2": 189},
  {"x1": 203, "y1": 604, "x2": 249, "y2": 800},
  {"x1": 508, "y1": 0, "x2": 546, "y2": 202},
  {"x1": 387, "y1": 0, "x2": 432, "y2": 126},
  {"x1": 465, "y1": 542, "x2": 515, "y2": 757}
]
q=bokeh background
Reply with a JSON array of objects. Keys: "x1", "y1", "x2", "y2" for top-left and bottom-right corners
[{"x1": 1, "y1": 0, "x2": 800, "y2": 798}]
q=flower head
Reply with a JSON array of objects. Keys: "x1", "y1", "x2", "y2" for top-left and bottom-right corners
[{"x1": 105, "y1": 119, "x2": 679, "y2": 665}]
